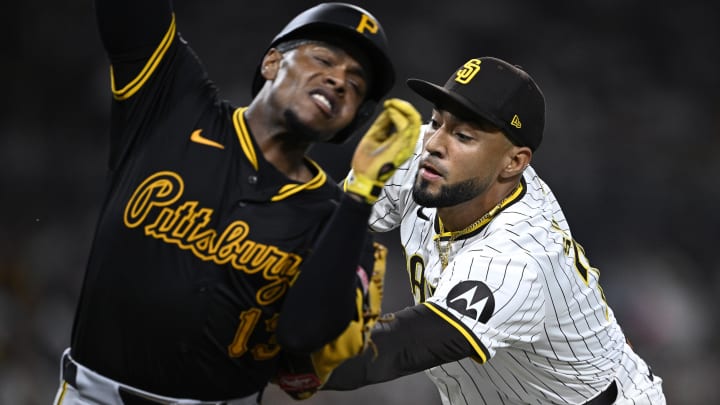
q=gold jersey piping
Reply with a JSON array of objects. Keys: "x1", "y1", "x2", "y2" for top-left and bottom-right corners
[{"x1": 111, "y1": 14, "x2": 177, "y2": 101}]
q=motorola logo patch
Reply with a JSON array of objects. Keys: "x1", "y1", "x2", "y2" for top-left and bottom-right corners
[{"x1": 446, "y1": 281, "x2": 494, "y2": 323}]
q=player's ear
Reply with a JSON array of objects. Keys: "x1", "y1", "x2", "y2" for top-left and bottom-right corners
[
  {"x1": 500, "y1": 146, "x2": 532, "y2": 179},
  {"x1": 260, "y1": 48, "x2": 282, "y2": 80}
]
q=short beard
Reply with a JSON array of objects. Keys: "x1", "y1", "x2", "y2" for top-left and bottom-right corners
[
  {"x1": 412, "y1": 176, "x2": 488, "y2": 208},
  {"x1": 284, "y1": 109, "x2": 334, "y2": 143}
]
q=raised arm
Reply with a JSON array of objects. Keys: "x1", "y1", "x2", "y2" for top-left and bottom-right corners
[
  {"x1": 95, "y1": 0, "x2": 173, "y2": 86},
  {"x1": 96, "y1": 0, "x2": 172, "y2": 55}
]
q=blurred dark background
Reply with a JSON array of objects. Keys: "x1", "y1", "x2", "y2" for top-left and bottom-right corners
[{"x1": 2, "y1": 0, "x2": 719, "y2": 403}]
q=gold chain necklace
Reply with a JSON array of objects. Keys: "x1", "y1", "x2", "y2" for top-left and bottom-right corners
[{"x1": 433, "y1": 182, "x2": 523, "y2": 269}]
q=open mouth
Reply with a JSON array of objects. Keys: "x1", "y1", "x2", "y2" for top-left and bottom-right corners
[
  {"x1": 310, "y1": 91, "x2": 334, "y2": 116},
  {"x1": 419, "y1": 160, "x2": 444, "y2": 180}
]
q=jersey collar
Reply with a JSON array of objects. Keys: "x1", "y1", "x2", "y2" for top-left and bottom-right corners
[{"x1": 232, "y1": 107, "x2": 330, "y2": 202}]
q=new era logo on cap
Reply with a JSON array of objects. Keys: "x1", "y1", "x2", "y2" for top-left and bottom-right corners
[{"x1": 407, "y1": 56, "x2": 546, "y2": 150}]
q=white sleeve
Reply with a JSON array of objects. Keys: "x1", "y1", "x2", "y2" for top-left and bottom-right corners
[{"x1": 425, "y1": 252, "x2": 545, "y2": 363}]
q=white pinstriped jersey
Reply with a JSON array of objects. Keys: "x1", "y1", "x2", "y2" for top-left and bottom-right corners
[{"x1": 368, "y1": 133, "x2": 664, "y2": 404}]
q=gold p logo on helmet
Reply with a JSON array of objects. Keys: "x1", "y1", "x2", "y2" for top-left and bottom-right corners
[
  {"x1": 356, "y1": 14, "x2": 379, "y2": 35},
  {"x1": 455, "y1": 59, "x2": 482, "y2": 84}
]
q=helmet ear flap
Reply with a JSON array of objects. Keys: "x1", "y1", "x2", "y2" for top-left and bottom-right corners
[{"x1": 328, "y1": 99, "x2": 378, "y2": 144}]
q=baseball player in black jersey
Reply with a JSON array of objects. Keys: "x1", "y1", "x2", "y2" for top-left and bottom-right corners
[{"x1": 52, "y1": 1, "x2": 420, "y2": 404}]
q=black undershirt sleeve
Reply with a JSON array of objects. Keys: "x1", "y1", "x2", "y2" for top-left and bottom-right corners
[
  {"x1": 276, "y1": 193, "x2": 374, "y2": 353},
  {"x1": 323, "y1": 304, "x2": 476, "y2": 389}
]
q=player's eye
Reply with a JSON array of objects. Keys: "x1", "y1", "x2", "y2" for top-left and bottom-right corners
[
  {"x1": 429, "y1": 118, "x2": 440, "y2": 129},
  {"x1": 313, "y1": 55, "x2": 332, "y2": 66},
  {"x1": 456, "y1": 132, "x2": 474, "y2": 142},
  {"x1": 348, "y1": 79, "x2": 363, "y2": 95}
]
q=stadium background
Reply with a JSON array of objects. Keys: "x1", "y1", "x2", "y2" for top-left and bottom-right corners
[{"x1": 1, "y1": 0, "x2": 718, "y2": 403}]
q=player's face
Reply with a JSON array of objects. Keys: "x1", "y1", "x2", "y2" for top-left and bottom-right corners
[
  {"x1": 412, "y1": 110, "x2": 514, "y2": 207},
  {"x1": 264, "y1": 43, "x2": 369, "y2": 142}
]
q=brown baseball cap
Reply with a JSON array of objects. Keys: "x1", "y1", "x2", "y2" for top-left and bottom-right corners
[{"x1": 407, "y1": 57, "x2": 545, "y2": 151}]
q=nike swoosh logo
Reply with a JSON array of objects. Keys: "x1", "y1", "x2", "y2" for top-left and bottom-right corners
[{"x1": 190, "y1": 129, "x2": 225, "y2": 150}]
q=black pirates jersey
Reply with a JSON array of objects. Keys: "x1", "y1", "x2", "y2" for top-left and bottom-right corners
[{"x1": 70, "y1": 10, "x2": 375, "y2": 400}]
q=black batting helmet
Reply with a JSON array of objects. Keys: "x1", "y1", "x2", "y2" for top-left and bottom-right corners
[{"x1": 251, "y1": 2, "x2": 395, "y2": 143}]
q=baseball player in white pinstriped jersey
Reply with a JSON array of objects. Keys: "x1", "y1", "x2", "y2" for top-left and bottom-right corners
[{"x1": 326, "y1": 57, "x2": 666, "y2": 404}]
